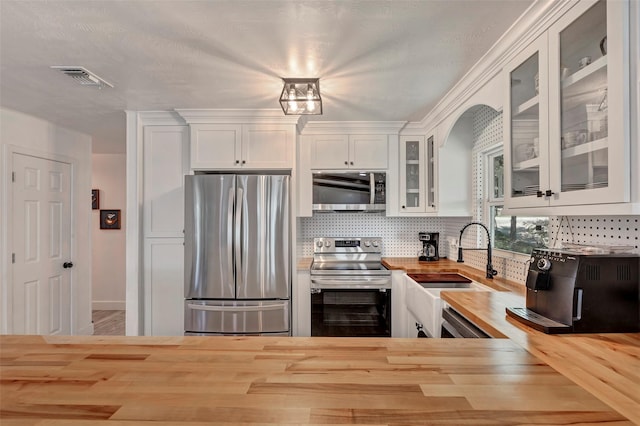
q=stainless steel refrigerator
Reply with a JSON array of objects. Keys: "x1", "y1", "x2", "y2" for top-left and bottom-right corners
[{"x1": 184, "y1": 174, "x2": 290, "y2": 335}]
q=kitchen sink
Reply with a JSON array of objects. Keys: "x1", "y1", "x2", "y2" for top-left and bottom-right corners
[{"x1": 405, "y1": 273, "x2": 492, "y2": 338}]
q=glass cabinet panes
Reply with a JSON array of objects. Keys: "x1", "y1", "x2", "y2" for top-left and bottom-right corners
[
  {"x1": 505, "y1": 0, "x2": 628, "y2": 211},
  {"x1": 399, "y1": 135, "x2": 435, "y2": 214},
  {"x1": 558, "y1": 0, "x2": 608, "y2": 193},
  {"x1": 509, "y1": 51, "x2": 541, "y2": 198},
  {"x1": 405, "y1": 141, "x2": 420, "y2": 207}
]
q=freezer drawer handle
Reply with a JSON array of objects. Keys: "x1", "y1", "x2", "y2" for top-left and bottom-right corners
[{"x1": 187, "y1": 303, "x2": 287, "y2": 312}]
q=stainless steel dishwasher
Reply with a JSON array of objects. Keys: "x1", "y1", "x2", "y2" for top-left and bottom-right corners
[{"x1": 440, "y1": 305, "x2": 490, "y2": 338}]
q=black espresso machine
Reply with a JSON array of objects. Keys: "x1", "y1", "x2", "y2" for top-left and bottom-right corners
[{"x1": 506, "y1": 248, "x2": 639, "y2": 334}]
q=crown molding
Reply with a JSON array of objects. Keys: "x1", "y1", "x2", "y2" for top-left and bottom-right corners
[
  {"x1": 410, "y1": 0, "x2": 574, "y2": 133},
  {"x1": 174, "y1": 108, "x2": 301, "y2": 125},
  {"x1": 299, "y1": 120, "x2": 407, "y2": 135},
  {"x1": 136, "y1": 111, "x2": 185, "y2": 126}
]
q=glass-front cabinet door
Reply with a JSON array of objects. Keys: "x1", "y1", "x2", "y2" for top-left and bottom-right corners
[
  {"x1": 548, "y1": 0, "x2": 629, "y2": 206},
  {"x1": 504, "y1": 35, "x2": 549, "y2": 209},
  {"x1": 399, "y1": 136, "x2": 426, "y2": 213},
  {"x1": 504, "y1": 0, "x2": 630, "y2": 211}
]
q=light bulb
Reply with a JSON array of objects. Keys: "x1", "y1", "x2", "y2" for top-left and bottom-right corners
[
  {"x1": 289, "y1": 101, "x2": 298, "y2": 112},
  {"x1": 288, "y1": 86, "x2": 296, "y2": 100},
  {"x1": 306, "y1": 84, "x2": 314, "y2": 100},
  {"x1": 306, "y1": 100, "x2": 315, "y2": 112}
]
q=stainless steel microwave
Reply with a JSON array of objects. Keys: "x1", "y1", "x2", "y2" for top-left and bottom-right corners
[{"x1": 312, "y1": 171, "x2": 386, "y2": 212}]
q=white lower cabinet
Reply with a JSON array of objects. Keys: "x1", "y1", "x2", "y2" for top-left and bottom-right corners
[
  {"x1": 144, "y1": 238, "x2": 185, "y2": 336},
  {"x1": 296, "y1": 270, "x2": 311, "y2": 336},
  {"x1": 391, "y1": 270, "x2": 407, "y2": 337}
]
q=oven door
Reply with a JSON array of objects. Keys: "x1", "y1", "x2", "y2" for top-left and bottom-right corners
[{"x1": 311, "y1": 288, "x2": 391, "y2": 337}]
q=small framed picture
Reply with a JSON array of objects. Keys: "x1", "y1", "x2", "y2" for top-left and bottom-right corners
[
  {"x1": 100, "y1": 209, "x2": 121, "y2": 230},
  {"x1": 92, "y1": 189, "x2": 100, "y2": 210}
]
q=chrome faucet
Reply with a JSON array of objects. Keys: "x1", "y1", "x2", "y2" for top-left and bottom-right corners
[{"x1": 457, "y1": 222, "x2": 498, "y2": 279}]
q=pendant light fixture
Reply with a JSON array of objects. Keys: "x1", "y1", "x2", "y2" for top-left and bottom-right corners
[{"x1": 279, "y1": 78, "x2": 322, "y2": 115}]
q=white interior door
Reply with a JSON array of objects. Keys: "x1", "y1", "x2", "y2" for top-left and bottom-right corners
[{"x1": 12, "y1": 153, "x2": 72, "y2": 334}]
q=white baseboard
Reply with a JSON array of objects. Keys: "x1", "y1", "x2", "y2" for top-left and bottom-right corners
[{"x1": 92, "y1": 301, "x2": 126, "y2": 310}]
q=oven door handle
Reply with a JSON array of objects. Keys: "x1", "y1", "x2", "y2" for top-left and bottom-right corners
[{"x1": 310, "y1": 277, "x2": 391, "y2": 289}]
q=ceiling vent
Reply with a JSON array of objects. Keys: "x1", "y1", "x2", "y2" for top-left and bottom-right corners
[{"x1": 50, "y1": 66, "x2": 114, "y2": 89}]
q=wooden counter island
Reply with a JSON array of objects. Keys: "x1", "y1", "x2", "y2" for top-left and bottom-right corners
[
  {"x1": 383, "y1": 257, "x2": 640, "y2": 425},
  {"x1": 1, "y1": 257, "x2": 637, "y2": 424},
  {"x1": 0, "y1": 334, "x2": 632, "y2": 425}
]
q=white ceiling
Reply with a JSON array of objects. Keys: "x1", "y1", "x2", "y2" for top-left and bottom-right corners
[{"x1": 0, "y1": 0, "x2": 533, "y2": 154}]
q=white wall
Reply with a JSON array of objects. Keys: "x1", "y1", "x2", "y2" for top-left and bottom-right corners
[
  {"x1": 91, "y1": 154, "x2": 126, "y2": 310},
  {"x1": 0, "y1": 108, "x2": 93, "y2": 334}
]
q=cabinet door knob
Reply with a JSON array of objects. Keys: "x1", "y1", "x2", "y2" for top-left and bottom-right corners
[
  {"x1": 242, "y1": 160, "x2": 246, "y2": 164},
  {"x1": 536, "y1": 191, "x2": 543, "y2": 198},
  {"x1": 350, "y1": 161, "x2": 354, "y2": 165},
  {"x1": 545, "y1": 189, "x2": 555, "y2": 197},
  {"x1": 401, "y1": 205, "x2": 406, "y2": 209},
  {"x1": 235, "y1": 160, "x2": 240, "y2": 164},
  {"x1": 344, "y1": 161, "x2": 348, "y2": 165}
]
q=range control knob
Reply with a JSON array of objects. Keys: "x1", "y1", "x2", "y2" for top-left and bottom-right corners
[
  {"x1": 372, "y1": 241, "x2": 379, "y2": 247},
  {"x1": 324, "y1": 241, "x2": 332, "y2": 247},
  {"x1": 316, "y1": 240, "x2": 323, "y2": 248},
  {"x1": 364, "y1": 241, "x2": 371, "y2": 247},
  {"x1": 537, "y1": 258, "x2": 552, "y2": 271}
]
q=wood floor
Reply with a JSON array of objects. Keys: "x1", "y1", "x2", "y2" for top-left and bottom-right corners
[{"x1": 92, "y1": 310, "x2": 125, "y2": 336}]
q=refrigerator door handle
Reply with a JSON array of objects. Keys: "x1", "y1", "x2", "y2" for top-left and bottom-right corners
[
  {"x1": 187, "y1": 303, "x2": 287, "y2": 312},
  {"x1": 235, "y1": 187, "x2": 244, "y2": 292},
  {"x1": 227, "y1": 187, "x2": 235, "y2": 281}
]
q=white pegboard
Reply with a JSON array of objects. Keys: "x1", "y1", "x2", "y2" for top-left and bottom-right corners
[
  {"x1": 298, "y1": 213, "x2": 448, "y2": 257},
  {"x1": 472, "y1": 106, "x2": 502, "y2": 225},
  {"x1": 549, "y1": 216, "x2": 640, "y2": 252}
]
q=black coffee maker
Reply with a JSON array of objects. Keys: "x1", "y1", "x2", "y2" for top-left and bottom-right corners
[{"x1": 419, "y1": 232, "x2": 439, "y2": 261}]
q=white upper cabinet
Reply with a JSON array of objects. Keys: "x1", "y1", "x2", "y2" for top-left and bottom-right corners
[
  {"x1": 398, "y1": 135, "x2": 436, "y2": 214},
  {"x1": 505, "y1": 0, "x2": 631, "y2": 212},
  {"x1": 242, "y1": 124, "x2": 293, "y2": 168},
  {"x1": 190, "y1": 123, "x2": 293, "y2": 170},
  {"x1": 348, "y1": 135, "x2": 389, "y2": 169},
  {"x1": 310, "y1": 134, "x2": 388, "y2": 169},
  {"x1": 143, "y1": 125, "x2": 189, "y2": 237}
]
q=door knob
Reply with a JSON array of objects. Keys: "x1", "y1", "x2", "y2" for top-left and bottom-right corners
[{"x1": 63, "y1": 262, "x2": 74, "y2": 269}]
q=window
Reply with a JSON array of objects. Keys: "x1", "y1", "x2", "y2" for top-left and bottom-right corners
[{"x1": 484, "y1": 146, "x2": 548, "y2": 255}]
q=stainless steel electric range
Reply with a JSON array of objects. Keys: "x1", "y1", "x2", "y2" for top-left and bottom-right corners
[{"x1": 310, "y1": 237, "x2": 391, "y2": 337}]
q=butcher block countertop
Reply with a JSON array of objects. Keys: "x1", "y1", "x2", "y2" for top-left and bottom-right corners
[
  {"x1": 382, "y1": 256, "x2": 640, "y2": 424},
  {"x1": 0, "y1": 335, "x2": 632, "y2": 425}
]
